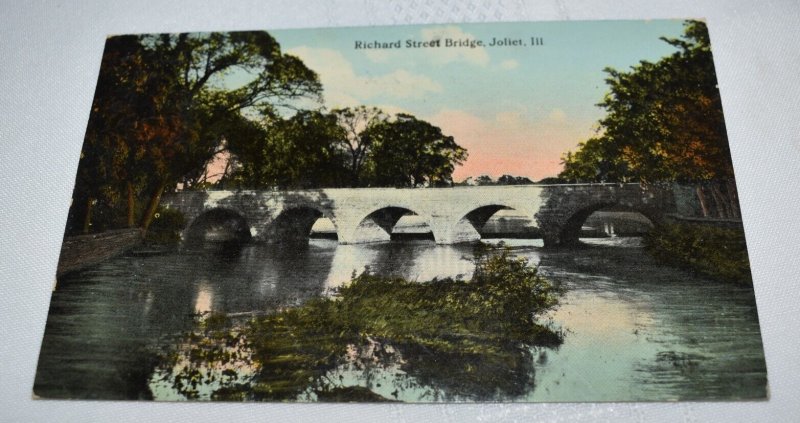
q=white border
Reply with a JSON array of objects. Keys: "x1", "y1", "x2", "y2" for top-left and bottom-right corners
[{"x1": 2, "y1": 0, "x2": 799, "y2": 421}]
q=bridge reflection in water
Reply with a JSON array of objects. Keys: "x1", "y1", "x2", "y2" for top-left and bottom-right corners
[{"x1": 35, "y1": 236, "x2": 766, "y2": 401}]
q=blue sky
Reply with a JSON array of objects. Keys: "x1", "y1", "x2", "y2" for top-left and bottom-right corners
[{"x1": 268, "y1": 20, "x2": 688, "y2": 181}]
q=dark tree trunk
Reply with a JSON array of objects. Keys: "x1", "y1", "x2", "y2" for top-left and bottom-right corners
[
  {"x1": 350, "y1": 154, "x2": 360, "y2": 187},
  {"x1": 82, "y1": 197, "x2": 94, "y2": 234},
  {"x1": 695, "y1": 186, "x2": 710, "y2": 217},
  {"x1": 140, "y1": 179, "x2": 169, "y2": 232},
  {"x1": 126, "y1": 182, "x2": 136, "y2": 227}
]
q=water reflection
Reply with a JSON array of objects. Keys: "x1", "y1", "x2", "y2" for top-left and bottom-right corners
[
  {"x1": 322, "y1": 242, "x2": 379, "y2": 288},
  {"x1": 148, "y1": 245, "x2": 562, "y2": 402},
  {"x1": 525, "y1": 238, "x2": 766, "y2": 401},
  {"x1": 193, "y1": 283, "x2": 214, "y2": 315},
  {"x1": 320, "y1": 240, "x2": 478, "y2": 288},
  {"x1": 35, "y1": 237, "x2": 766, "y2": 401}
]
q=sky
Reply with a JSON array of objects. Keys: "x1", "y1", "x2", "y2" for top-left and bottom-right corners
[{"x1": 266, "y1": 20, "x2": 688, "y2": 182}]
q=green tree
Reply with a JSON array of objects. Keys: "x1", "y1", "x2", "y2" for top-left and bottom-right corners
[
  {"x1": 536, "y1": 177, "x2": 568, "y2": 185},
  {"x1": 332, "y1": 106, "x2": 388, "y2": 187},
  {"x1": 73, "y1": 35, "x2": 157, "y2": 233},
  {"x1": 70, "y1": 31, "x2": 322, "y2": 234},
  {"x1": 559, "y1": 21, "x2": 738, "y2": 217},
  {"x1": 364, "y1": 113, "x2": 467, "y2": 187},
  {"x1": 497, "y1": 175, "x2": 534, "y2": 185},
  {"x1": 475, "y1": 175, "x2": 494, "y2": 186},
  {"x1": 559, "y1": 137, "x2": 629, "y2": 183},
  {"x1": 231, "y1": 110, "x2": 348, "y2": 189},
  {"x1": 227, "y1": 108, "x2": 467, "y2": 190}
]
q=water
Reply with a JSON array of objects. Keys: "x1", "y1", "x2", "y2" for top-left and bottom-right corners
[{"x1": 34, "y1": 237, "x2": 767, "y2": 401}]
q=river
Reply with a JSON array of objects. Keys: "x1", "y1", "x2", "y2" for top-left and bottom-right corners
[{"x1": 34, "y1": 237, "x2": 767, "y2": 402}]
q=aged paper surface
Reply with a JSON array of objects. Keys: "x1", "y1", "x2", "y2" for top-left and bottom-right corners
[{"x1": 33, "y1": 20, "x2": 767, "y2": 402}]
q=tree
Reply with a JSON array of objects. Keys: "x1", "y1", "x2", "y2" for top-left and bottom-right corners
[
  {"x1": 70, "y1": 31, "x2": 322, "y2": 234},
  {"x1": 332, "y1": 106, "x2": 388, "y2": 187},
  {"x1": 497, "y1": 175, "x2": 534, "y2": 185},
  {"x1": 536, "y1": 177, "x2": 568, "y2": 185},
  {"x1": 228, "y1": 108, "x2": 467, "y2": 189},
  {"x1": 467, "y1": 175, "x2": 535, "y2": 186},
  {"x1": 559, "y1": 21, "x2": 738, "y2": 218},
  {"x1": 475, "y1": 175, "x2": 494, "y2": 186},
  {"x1": 363, "y1": 114, "x2": 468, "y2": 187},
  {"x1": 73, "y1": 35, "x2": 155, "y2": 233},
  {"x1": 231, "y1": 110, "x2": 348, "y2": 189},
  {"x1": 559, "y1": 137, "x2": 629, "y2": 183}
]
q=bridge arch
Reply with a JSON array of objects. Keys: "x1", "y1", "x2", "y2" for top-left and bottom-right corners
[
  {"x1": 432, "y1": 202, "x2": 538, "y2": 243},
  {"x1": 185, "y1": 207, "x2": 252, "y2": 245},
  {"x1": 448, "y1": 204, "x2": 516, "y2": 243},
  {"x1": 268, "y1": 205, "x2": 337, "y2": 243},
  {"x1": 552, "y1": 202, "x2": 661, "y2": 246},
  {"x1": 347, "y1": 206, "x2": 433, "y2": 243},
  {"x1": 461, "y1": 205, "x2": 514, "y2": 231},
  {"x1": 162, "y1": 183, "x2": 678, "y2": 246}
]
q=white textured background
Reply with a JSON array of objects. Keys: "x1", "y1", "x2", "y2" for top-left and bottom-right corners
[{"x1": 1, "y1": 0, "x2": 799, "y2": 421}]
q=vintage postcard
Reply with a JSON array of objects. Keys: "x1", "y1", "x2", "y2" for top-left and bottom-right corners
[{"x1": 34, "y1": 20, "x2": 767, "y2": 402}]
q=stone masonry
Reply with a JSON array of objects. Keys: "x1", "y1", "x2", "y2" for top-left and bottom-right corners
[{"x1": 160, "y1": 184, "x2": 677, "y2": 247}]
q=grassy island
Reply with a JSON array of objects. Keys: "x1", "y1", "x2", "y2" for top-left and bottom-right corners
[{"x1": 155, "y1": 249, "x2": 565, "y2": 401}]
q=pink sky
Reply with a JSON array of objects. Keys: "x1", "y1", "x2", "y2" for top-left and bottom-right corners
[
  {"x1": 429, "y1": 108, "x2": 595, "y2": 182},
  {"x1": 272, "y1": 22, "x2": 686, "y2": 184},
  {"x1": 200, "y1": 107, "x2": 595, "y2": 184}
]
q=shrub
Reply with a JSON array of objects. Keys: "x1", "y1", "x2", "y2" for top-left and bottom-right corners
[
  {"x1": 145, "y1": 207, "x2": 186, "y2": 245},
  {"x1": 644, "y1": 222, "x2": 752, "y2": 285}
]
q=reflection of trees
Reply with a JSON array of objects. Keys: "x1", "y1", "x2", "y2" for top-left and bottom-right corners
[
  {"x1": 155, "y1": 250, "x2": 564, "y2": 401},
  {"x1": 157, "y1": 307, "x2": 544, "y2": 401},
  {"x1": 375, "y1": 342, "x2": 538, "y2": 401},
  {"x1": 35, "y1": 255, "x2": 205, "y2": 399},
  {"x1": 536, "y1": 239, "x2": 765, "y2": 400},
  {"x1": 184, "y1": 244, "x2": 334, "y2": 312}
]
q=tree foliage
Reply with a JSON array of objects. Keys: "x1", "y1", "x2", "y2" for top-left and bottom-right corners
[
  {"x1": 462, "y1": 174, "x2": 533, "y2": 186},
  {"x1": 69, "y1": 31, "x2": 322, "y2": 234},
  {"x1": 644, "y1": 222, "x2": 752, "y2": 285},
  {"x1": 231, "y1": 110, "x2": 347, "y2": 189},
  {"x1": 365, "y1": 113, "x2": 468, "y2": 187},
  {"x1": 558, "y1": 21, "x2": 739, "y2": 217},
  {"x1": 155, "y1": 249, "x2": 564, "y2": 401},
  {"x1": 333, "y1": 106, "x2": 388, "y2": 187},
  {"x1": 228, "y1": 108, "x2": 466, "y2": 189},
  {"x1": 69, "y1": 30, "x2": 470, "y2": 236}
]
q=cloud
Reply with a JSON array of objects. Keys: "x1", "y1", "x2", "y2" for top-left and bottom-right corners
[
  {"x1": 499, "y1": 59, "x2": 519, "y2": 70},
  {"x1": 418, "y1": 26, "x2": 490, "y2": 67},
  {"x1": 375, "y1": 69, "x2": 443, "y2": 98},
  {"x1": 364, "y1": 49, "x2": 391, "y2": 63},
  {"x1": 287, "y1": 46, "x2": 442, "y2": 108}
]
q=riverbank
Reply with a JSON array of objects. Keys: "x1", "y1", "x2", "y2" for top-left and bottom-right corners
[
  {"x1": 56, "y1": 228, "x2": 142, "y2": 277},
  {"x1": 644, "y1": 221, "x2": 752, "y2": 285}
]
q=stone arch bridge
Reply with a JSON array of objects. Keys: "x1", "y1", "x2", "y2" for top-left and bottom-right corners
[{"x1": 160, "y1": 184, "x2": 679, "y2": 247}]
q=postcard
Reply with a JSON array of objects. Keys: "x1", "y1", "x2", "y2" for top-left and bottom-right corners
[{"x1": 34, "y1": 19, "x2": 767, "y2": 402}]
